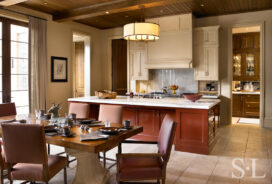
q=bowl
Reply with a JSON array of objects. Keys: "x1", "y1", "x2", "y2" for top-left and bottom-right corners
[
  {"x1": 99, "y1": 127, "x2": 120, "y2": 135},
  {"x1": 183, "y1": 93, "x2": 202, "y2": 102},
  {"x1": 95, "y1": 90, "x2": 117, "y2": 99}
]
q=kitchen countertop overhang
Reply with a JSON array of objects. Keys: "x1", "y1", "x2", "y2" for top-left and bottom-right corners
[
  {"x1": 232, "y1": 91, "x2": 260, "y2": 95},
  {"x1": 68, "y1": 96, "x2": 221, "y2": 110}
]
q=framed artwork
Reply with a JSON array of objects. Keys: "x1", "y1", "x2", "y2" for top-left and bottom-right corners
[{"x1": 51, "y1": 56, "x2": 68, "y2": 82}]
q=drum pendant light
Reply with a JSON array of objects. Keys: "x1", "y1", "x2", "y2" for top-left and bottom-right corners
[{"x1": 123, "y1": 22, "x2": 160, "y2": 41}]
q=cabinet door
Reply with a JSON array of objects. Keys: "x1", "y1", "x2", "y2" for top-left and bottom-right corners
[
  {"x1": 129, "y1": 50, "x2": 148, "y2": 80},
  {"x1": 122, "y1": 107, "x2": 137, "y2": 126},
  {"x1": 233, "y1": 34, "x2": 241, "y2": 50},
  {"x1": 232, "y1": 94, "x2": 243, "y2": 117},
  {"x1": 195, "y1": 46, "x2": 218, "y2": 81},
  {"x1": 136, "y1": 109, "x2": 159, "y2": 140},
  {"x1": 245, "y1": 51, "x2": 260, "y2": 81},
  {"x1": 204, "y1": 29, "x2": 218, "y2": 45},
  {"x1": 243, "y1": 95, "x2": 260, "y2": 118},
  {"x1": 233, "y1": 53, "x2": 243, "y2": 81}
]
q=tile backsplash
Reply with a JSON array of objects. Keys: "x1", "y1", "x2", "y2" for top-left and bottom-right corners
[{"x1": 136, "y1": 69, "x2": 198, "y2": 94}]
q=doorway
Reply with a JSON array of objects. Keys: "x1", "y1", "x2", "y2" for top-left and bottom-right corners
[
  {"x1": 72, "y1": 32, "x2": 91, "y2": 97},
  {"x1": 231, "y1": 26, "x2": 261, "y2": 125},
  {"x1": 111, "y1": 39, "x2": 127, "y2": 95}
]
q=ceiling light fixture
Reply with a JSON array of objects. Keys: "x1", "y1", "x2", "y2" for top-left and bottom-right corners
[
  {"x1": 105, "y1": 11, "x2": 109, "y2": 14},
  {"x1": 123, "y1": 22, "x2": 160, "y2": 41}
]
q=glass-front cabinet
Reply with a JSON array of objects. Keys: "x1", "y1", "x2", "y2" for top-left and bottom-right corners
[
  {"x1": 233, "y1": 32, "x2": 260, "y2": 81},
  {"x1": 233, "y1": 54, "x2": 242, "y2": 78}
]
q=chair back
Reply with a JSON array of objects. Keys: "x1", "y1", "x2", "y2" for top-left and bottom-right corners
[
  {"x1": 1, "y1": 124, "x2": 48, "y2": 165},
  {"x1": 0, "y1": 103, "x2": 16, "y2": 117},
  {"x1": 68, "y1": 103, "x2": 90, "y2": 119},
  {"x1": 98, "y1": 105, "x2": 123, "y2": 124},
  {"x1": 157, "y1": 114, "x2": 177, "y2": 163},
  {"x1": 0, "y1": 141, "x2": 5, "y2": 168}
]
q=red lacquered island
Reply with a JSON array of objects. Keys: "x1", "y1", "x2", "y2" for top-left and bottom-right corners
[{"x1": 68, "y1": 96, "x2": 220, "y2": 154}]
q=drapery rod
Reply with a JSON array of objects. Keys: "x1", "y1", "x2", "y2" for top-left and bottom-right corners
[{"x1": 0, "y1": 7, "x2": 48, "y2": 21}]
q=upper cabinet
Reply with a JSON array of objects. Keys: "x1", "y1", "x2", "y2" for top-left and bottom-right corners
[
  {"x1": 128, "y1": 41, "x2": 148, "y2": 81},
  {"x1": 194, "y1": 26, "x2": 220, "y2": 81},
  {"x1": 145, "y1": 14, "x2": 193, "y2": 69},
  {"x1": 233, "y1": 33, "x2": 260, "y2": 81}
]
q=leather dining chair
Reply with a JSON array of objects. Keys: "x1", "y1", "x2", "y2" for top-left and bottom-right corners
[
  {"x1": 0, "y1": 103, "x2": 17, "y2": 184},
  {"x1": 116, "y1": 114, "x2": 177, "y2": 184},
  {"x1": 68, "y1": 102, "x2": 90, "y2": 119},
  {"x1": 1, "y1": 123, "x2": 67, "y2": 184},
  {"x1": 66, "y1": 102, "x2": 90, "y2": 166},
  {"x1": 0, "y1": 141, "x2": 7, "y2": 184},
  {"x1": 0, "y1": 103, "x2": 16, "y2": 117},
  {"x1": 98, "y1": 104, "x2": 123, "y2": 168}
]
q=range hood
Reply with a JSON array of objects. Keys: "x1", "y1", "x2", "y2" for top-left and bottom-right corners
[{"x1": 145, "y1": 14, "x2": 193, "y2": 69}]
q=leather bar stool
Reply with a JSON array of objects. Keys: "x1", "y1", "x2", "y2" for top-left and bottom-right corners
[{"x1": 98, "y1": 104, "x2": 123, "y2": 168}]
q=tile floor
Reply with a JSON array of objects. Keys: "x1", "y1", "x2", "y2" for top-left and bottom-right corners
[{"x1": 10, "y1": 123, "x2": 272, "y2": 184}]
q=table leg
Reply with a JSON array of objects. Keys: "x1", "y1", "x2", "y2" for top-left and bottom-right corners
[{"x1": 66, "y1": 148, "x2": 110, "y2": 184}]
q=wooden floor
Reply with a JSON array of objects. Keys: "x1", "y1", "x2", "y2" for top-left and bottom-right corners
[{"x1": 10, "y1": 123, "x2": 272, "y2": 184}]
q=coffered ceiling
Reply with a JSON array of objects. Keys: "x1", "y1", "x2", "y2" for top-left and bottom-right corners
[{"x1": 18, "y1": 0, "x2": 272, "y2": 29}]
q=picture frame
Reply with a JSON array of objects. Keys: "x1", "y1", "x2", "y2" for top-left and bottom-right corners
[{"x1": 51, "y1": 56, "x2": 68, "y2": 82}]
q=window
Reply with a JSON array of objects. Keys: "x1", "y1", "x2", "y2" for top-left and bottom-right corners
[{"x1": 0, "y1": 17, "x2": 29, "y2": 114}]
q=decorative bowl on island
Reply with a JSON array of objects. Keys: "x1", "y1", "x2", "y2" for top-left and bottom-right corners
[
  {"x1": 183, "y1": 93, "x2": 202, "y2": 102},
  {"x1": 169, "y1": 85, "x2": 179, "y2": 94},
  {"x1": 95, "y1": 90, "x2": 117, "y2": 99}
]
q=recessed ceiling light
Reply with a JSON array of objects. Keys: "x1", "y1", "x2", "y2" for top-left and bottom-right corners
[
  {"x1": 200, "y1": 4, "x2": 204, "y2": 7},
  {"x1": 105, "y1": 11, "x2": 109, "y2": 14}
]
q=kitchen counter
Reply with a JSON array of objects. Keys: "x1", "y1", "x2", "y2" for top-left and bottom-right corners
[
  {"x1": 68, "y1": 96, "x2": 220, "y2": 110},
  {"x1": 232, "y1": 91, "x2": 260, "y2": 95},
  {"x1": 68, "y1": 96, "x2": 221, "y2": 155}
]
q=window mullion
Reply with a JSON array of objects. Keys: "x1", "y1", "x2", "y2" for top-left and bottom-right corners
[{"x1": 2, "y1": 19, "x2": 11, "y2": 103}]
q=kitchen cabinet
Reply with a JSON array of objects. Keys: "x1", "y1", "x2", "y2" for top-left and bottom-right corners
[
  {"x1": 145, "y1": 13, "x2": 193, "y2": 69},
  {"x1": 232, "y1": 94, "x2": 243, "y2": 117},
  {"x1": 233, "y1": 33, "x2": 260, "y2": 81},
  {"x1": 232, "y1": 94, "x2": 259, "y2": 118},
  {"x1": 128, "y1": 41, "x2": 148, "y2": 81},
  {"x1": 122, "y1": 107, "x2": 175, "y2": 141},
  {"x1": 194, "y1": 26, "x2": 220, "y2": 81}
]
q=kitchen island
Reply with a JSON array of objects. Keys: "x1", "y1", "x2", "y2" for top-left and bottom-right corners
[{"x1": 68, "y1": 96, "x2": 221, "y2": 154}]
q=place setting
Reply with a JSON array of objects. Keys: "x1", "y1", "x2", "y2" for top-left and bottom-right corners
[{"x1": 79, "y1": 120, "x2": 132, "y2": 141}]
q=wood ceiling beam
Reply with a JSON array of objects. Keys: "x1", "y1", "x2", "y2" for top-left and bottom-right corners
[
  {"x1": 53, "y1": 0, "x2": 190, "y2": 22},
  {"x1": 0, "y1": 0, "x2": 28, "y2": 6}
]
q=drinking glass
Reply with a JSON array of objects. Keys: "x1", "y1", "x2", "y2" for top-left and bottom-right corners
[{"x1": 105, "y1": 120, "x2": 111, "y2": 127}]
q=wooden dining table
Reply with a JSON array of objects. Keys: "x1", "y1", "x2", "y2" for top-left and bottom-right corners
[{"x1": 0, "y1": 115, "x2": 143, "y2": 184}]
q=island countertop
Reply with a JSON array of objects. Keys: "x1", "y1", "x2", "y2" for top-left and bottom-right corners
[{"x1": 68, "y1": 96, "x2": 220, "y2": 110}]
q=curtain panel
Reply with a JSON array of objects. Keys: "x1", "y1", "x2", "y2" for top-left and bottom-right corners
[{"x1": 29, "y1": 17, "x2": 48, "y2": 113}]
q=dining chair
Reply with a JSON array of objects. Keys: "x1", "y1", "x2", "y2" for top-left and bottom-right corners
[
  {"x1": 0, "y1": 103, "x2": 16, "y2": 117},
  {"x1": 116, "y1": 114, "x2": 177, "y2": 184},
  {"x1": 1, "y1": 123, "x2": 67, "y2": 184},
  {"x1": 55, "y1": 102, "x2": 90, "y2": 166},
  {"x1": 68, "y1": 102, "x2": 90, "y2": 119},
  {"x1": 98, "y1": 104, "x2": 123, "y2": 168},
  {"x1": 0, "y1": 103, "x2": 16, "y2": 183},
  {"x1": 0, "y1": 141, "x2": 7, "y2": 184}
]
